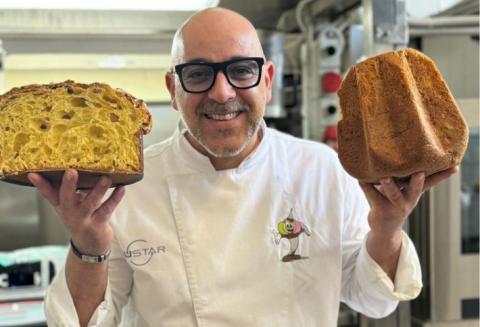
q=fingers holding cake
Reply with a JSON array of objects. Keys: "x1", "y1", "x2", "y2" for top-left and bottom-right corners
[
  {"x1": 359, "y1": 166, "x2": 457, "y2": 233},
  {"x1": 91, "y1": 185, "x2": 125, "y2": 224},
  {"x1": 79, "y1": 174, "x2": 112, "y2": 216},
  {"x1": 422, "y1": 166, "x2": 459, "y2": 192},
  {"x1": 59, "y1": 169, "x2": 81, "y2": 211},
  {"x1": 27, "y1": 171, "x2": 60, "y2": 207},
  {"x1": 28, "y1": 169, "x2": 125, "y2": 255},
  {"x1": 359, "y1": 172, "x2": 424, "y2": 237}
]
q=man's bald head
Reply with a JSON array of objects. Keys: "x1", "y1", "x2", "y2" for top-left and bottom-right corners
[{"x1": 171, "y1": 8, "x2": 264, "y2": 65}]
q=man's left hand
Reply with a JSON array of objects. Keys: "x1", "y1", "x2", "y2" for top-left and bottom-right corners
[
  {"x1": 360, "y1": 166, "x2": 459, "y2": 236},
  {"x1": 359, "y1": 166, "x2": 459, "y2": 280}
]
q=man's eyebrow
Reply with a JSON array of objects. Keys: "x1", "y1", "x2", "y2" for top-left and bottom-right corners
[
  {"x1": 184, "y1": 58, "x2": 210, "y2": 64},
  {"x1": 183, "y1": 56, "x2": 254, "y2": 64}
]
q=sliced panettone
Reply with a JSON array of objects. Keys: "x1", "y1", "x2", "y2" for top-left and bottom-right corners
[
  {"x1": 337, "y1": 48, "x2": 468, "y2": 183},
  {"x1": 0, "y1": 80, "x2": 152, "y2": 188}
]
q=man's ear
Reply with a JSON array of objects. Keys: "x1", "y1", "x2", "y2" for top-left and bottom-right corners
[
  {"x1": 263, "y1": 61, "x2": 275, "y2": 103},
  {"x1": 165, "y1": 72, "x2": 178, "y2": 110}
]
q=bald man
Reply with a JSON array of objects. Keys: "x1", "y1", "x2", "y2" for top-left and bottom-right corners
[{"x1": 38, "y1": 7, "x2": 456, "y2": 327}]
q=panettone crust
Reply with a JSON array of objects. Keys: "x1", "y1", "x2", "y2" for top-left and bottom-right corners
[{"x1": 337, "y1": 48, "x2": 468, "y2": 183}]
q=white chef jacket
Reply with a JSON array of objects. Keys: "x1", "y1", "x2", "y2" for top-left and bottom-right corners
[{"x1": 44, "y1": 121, "x2": 422, "y2": 327}]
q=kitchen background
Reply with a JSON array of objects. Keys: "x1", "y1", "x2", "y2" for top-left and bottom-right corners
[{"x1": 0, "y1": 0, "x2": 478, "y2": 326}]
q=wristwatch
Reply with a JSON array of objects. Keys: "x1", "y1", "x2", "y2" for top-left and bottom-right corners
[{"x1": 70, "y1": 239, "x2": 111, "y2": 263}]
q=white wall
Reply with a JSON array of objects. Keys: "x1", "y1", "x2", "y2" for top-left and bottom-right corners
[
  {"x1": 422, "y1": 35, "x2": 479, "y2": 99},
  {"x1": 405, "y1": 0, "x2": 463, "y2": 17},
  {"x1": 143, "y1": 104, "x2": 181, "y2": 148}
]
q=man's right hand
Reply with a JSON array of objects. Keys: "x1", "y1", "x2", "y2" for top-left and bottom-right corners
[{"x1": 28, "y1": 168, "x2": 126, "y2": 256}]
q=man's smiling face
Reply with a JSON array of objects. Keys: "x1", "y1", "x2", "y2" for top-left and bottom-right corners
[{"x1": 166, "y1": 8, "x2": 274, "y2": 161}]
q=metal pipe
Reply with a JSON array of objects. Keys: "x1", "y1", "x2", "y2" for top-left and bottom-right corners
[
  {"x1": 362, "y1": 0, "x2": 374, "y2": 57},
  {"x1": 296, "y1": 0, "x2": 316, "y2": 139},
  {"x1": 408, "y1": 15, "x2": 479, "y2": 27},
  {"x1": 0, "y1": 40, "x2": 5, "y2": 94},
  {"x1": 410, "y1": 27, "x2": 479, "y2": 36},
  {"x1": 295, "y1": 0, "x2": 316, "y2": 34}
]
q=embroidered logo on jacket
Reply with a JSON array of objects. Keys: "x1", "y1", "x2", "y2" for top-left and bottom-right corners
[
  {"x1": 273, "y1": 209, "x2": 311, "y2": 262},
  {"x1": 124, "y1": 239, "x2": 166, "y2": 266}
]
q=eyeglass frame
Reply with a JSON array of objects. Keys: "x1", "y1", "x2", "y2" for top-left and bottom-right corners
[{"x1": 173, "y1": 57, "x2": 265, "y2": 94}]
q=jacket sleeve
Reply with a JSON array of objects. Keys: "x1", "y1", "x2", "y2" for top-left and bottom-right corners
[
  {"x1": 339, "y1": 172, "x2": 423, "y2": 318},
  {"x1": 44, "y1": 235, "x2": 133, "y2": 326}
]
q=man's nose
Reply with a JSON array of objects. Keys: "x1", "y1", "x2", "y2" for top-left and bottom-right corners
[{"x1": 207, "y1": 71, "x2": 236, "y2": 102}]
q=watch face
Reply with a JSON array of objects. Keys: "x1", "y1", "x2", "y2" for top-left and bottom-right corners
[
  {"x1": 70, "y1": 240, "x2": 110, "y2": 263},
  {"x1": 82, "y1": 255, "x2": 103, "y2": 263}
]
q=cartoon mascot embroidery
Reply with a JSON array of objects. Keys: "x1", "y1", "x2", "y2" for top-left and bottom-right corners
[{"x1": 274, "y1": 209, "x2": 311, "y2": 262}]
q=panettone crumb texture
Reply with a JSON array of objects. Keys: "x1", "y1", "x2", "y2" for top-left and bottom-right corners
[{"x1": 0, "y1": 80, "x2": 152, "y2": 177}]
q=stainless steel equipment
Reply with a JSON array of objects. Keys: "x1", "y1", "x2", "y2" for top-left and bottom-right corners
[
  {"x1": 0, "y1": 39, "x2": 5, "y2": 93},
  {"x1": 0, "y1": 246, "x2": 68, "y2": 327},
  {"x1": 257, "y1": 29, "x2": 286, "y2": 118},
  {"x1": 0, "y1": 183, "x2": 40, "y2": 251},
  {"x1": 410, "y1": 99, "x2": 479, "y2": 327}
]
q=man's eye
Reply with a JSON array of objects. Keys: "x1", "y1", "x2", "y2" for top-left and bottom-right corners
[
  {"x1": 228, "y1": 63, "x2": 257, "y2": 80},
  {"x1": 230, "y1": 67, "x2": 253, "y2": 77},
  {"x1": 183, "y1": 68, "x2": 212, "y2": 83},
  {"x1": 234, "y1": 67, "x2": 252, "y2": 74},
  {"x1": 186, "y1": 71, "x2": 208, "y2": 79}
]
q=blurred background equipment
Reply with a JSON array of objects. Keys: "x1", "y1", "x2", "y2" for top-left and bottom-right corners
[
  {"x1": 409, "y1": 99, "x2": 479, "y2": 327},
  {"x1": 0, "y1": 246, "x2": 68, "y2": 327}
]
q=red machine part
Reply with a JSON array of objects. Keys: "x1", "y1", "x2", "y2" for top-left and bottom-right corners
[
  {"x1": 323, "y1": 125, "x2": 338, "y2": 151},
  {"x1": 321, "y1": 72, "x2": 342, "y2": 93}
]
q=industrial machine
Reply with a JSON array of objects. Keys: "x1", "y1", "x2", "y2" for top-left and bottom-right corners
[
  {"x1": 0, "y1": 246, "x2": 68, "y2": 327},
  {"x1": 410, "y1": 99, "x2": 479, "y2": 327}
]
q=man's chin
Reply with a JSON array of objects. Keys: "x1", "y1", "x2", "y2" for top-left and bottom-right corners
[{"x1": 203, "y1": 143, "x2": 246, "y2": 158}]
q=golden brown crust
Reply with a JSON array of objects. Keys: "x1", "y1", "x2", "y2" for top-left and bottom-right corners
[
  {"x1": 0, "y1": 169, "x2": 143, "y2": 189},
  {"x1": 337, "y1": 48, "x2": 469, "y2": 182}
]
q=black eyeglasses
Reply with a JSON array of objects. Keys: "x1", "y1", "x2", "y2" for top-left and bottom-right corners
[{"x1": 173, "y1": 57, "x2": 265, "y2": 93}]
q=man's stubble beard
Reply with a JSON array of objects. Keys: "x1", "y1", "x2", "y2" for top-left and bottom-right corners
[{"x1": 180, "y1": 98, "x2": 262, "y2": 159}]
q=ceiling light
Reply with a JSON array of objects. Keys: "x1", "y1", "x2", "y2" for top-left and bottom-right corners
[{"x1": 0, "y1": 0, "x2": 219, "y2": 11}]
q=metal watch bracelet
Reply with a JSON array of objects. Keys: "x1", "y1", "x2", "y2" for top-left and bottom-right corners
[{"x1": 70, "y1": 239, "x2": 111, "y2": 263}]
